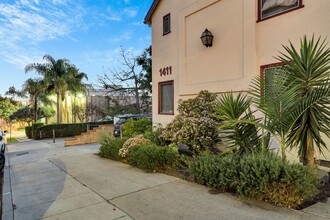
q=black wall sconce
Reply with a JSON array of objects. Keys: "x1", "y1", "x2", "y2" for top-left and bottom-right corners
[{"x1": 200, "y1": 29, "x2": 214, "y2": 47}]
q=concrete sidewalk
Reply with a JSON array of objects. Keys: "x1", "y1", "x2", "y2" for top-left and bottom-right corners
[{"x1": 2, "y1": 139, "x2": 330, "y2": 220}]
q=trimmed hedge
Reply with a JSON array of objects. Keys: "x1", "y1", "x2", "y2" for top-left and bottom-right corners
[
  {"x1": 25, "y1": 126, "x2": 32, "y2": 139},
  {"x1": 35, "y1": 120, "x2": 113, "y2": 140},
  {"x1": 25, "y1": 123, "x2": 44, "y2": 139}
]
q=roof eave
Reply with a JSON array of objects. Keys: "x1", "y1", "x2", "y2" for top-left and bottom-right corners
[{"x1": 144, "y1": 0, "x2": 161, "y2": 25}]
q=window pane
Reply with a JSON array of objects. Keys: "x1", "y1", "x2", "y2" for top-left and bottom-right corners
[
  {"x1": 163, "y1": 14, "x2": 170, "y2": 35},
  {"x1": 160, "y1": 83, "x2": 173, "y2": 113},
  {"x1": 260, "y1": 0, "x2": 301, "y2": 20},
  {"x1": 263, "y1": 65, "x2": 288, "y2": 103}
]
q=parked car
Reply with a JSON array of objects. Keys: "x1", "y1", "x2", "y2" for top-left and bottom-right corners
[
  {"x1": 113, "y1": 114, "x2": 151, "y2": 137},
  {"x1": 0, "y1": 129, "x2": 6, "y2": 154},
  {"x1": 0, "y1": 128, "x2": 6, "y2": 171},
  {"x1": 97, "y1": 116, "x2": 113, "y2": 122}
]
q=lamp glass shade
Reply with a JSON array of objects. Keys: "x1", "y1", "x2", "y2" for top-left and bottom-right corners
[{"x1": 200, "y1": 29, "x2": 213, "y2": 47}]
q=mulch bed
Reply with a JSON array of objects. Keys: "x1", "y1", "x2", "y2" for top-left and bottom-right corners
[{"x1": 296, "y1": 177, "x2": 330, "y2": 210}]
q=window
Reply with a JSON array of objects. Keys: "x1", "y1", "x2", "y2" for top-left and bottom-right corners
[
  {"x1": 260, "y1": 62, "x2": 287, "y2": 99},
  {"x1": 159, "y1": 80, "x2": 174, "y2": 114},
  {"x1": 258, "y1": 0, "x2": 303, "y2": 21},
  {"x1": 163, "y1": 13, "x2": 171, "y2": 35}
]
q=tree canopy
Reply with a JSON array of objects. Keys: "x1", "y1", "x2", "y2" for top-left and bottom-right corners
[
  {"x1": 0, "y1": 96, "x2": 22, "y2": 123},
  {"x1": 25, "y1": 54, "x2": 88, "y2": 124}
]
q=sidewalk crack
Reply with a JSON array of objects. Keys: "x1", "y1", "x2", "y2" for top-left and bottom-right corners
[{"x1": 48, "y1": 159, "x2": 136, "y2": 220}]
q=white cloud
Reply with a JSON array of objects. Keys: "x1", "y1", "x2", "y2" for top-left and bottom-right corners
[
  {"x1": 83, "y1": 46, "x2": 143, "y2": 74},
  {"x1": 52, "y1": 0, "x2": 69, "y2": 5},
  {"x1": 105, "y1": 6, "x2": 138, "y2": 22},
  {"x1": 131, "y1": 21, "x2": 143, "y2": 26},
  {"x1": 110, "y1": 31, "x2": 132, "y2": 42},
  {"x1": 107, "y1": 14, "x2": 122, "y2": 21},
  {"x1": 84, "y1": 48, "x2": 120, "y2": 65},
  {"x1": 124, "y1": 8, "x2": 137, "y2": 17},
  {"x1": 0, "y1": 0, "x2": 85, "y2": 67}
]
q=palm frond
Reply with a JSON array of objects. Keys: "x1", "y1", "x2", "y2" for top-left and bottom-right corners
[{"x1": 214, "y1": 92, "x2": 262, "y2": 155}]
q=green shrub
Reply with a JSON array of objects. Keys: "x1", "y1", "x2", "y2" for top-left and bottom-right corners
[
  {"x1": 25, "y1": 123, "x2": 44, "y2": 139},
  {"x1": 189, "y1": 152, "x2": 320, "y2": 208},
  {"x1": 189, "y1": 153, "x2": 239, "y2": 190},
  {"x1": 99, "y1": 136, "x2": 127, "y2": 160},
  {"x1": 122, "y1": 118, "x2": 152, "y2": 138},
  {"x1": 160, "y1": 90, "x2": 219, "y2": 152},
  {"x1": 25, "y1": 126, "x2": 32, "y2": 139},
  {"x1": 34, "y1": 121, "x2": 113, "y2": 140},
  {"x1": 236, "y1": 153, "x2": 283, "y2": 197},
  {"x1": 261, "y1": 163, "x2": 319, "y2": 208},
  {"x1": 31, "y1": 123, "x2": 44, "y2": 139},
  {"x1": 128, "y1": 144, "x2": 178, "y2": 171}
]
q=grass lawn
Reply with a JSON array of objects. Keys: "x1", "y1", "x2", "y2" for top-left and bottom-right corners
[{"x1": 7, "y1": 137, "x2": 19, "y2": 144}]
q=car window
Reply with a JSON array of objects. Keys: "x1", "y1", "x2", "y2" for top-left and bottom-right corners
[{"x1": 116, "y1": 118, "x2": 127, "y2": 125}]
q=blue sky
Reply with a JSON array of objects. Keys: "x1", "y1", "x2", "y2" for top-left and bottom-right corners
[{"x1": 0, "y1": 0, "x2": 153, "y2": 96}]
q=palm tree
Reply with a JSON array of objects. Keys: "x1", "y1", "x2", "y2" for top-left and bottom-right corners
[
  {"x1": 67, "y1": 66, "x2": 88, "y2": 94},
  {"x1": 25, "y1": 55, "x2": 84, "y2": 124},
  {"x1": 64, "y1": 66, "x2": 88, "y2": 123},
  {"x1": 21, "y1": 78, "x2": 47, "y2": 123},
  {"x1": 38, "y1": 91, "x2": 56, "y2": 125},
  {"x1": 5, "y1": 86, "x2": 23, "y2": 99},
  {"x1": 277, "y1": 36, "x2": 330, "y2": 166},
  {"x1": 214, "y1": 92, "x2": 262, "y2": 155},
  {"x1": 214, "y1": 36, "x2": 330, "y2": 166},
  {"x1": 249, "y1": 66, "x2": 298, "y2": 160}
]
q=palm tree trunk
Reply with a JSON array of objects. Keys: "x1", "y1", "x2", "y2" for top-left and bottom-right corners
[
  {"x1": 280, "y1": 140, "x2": 286, "y2": 162},
  {"x1": 65, "y1": 95, "x2": 69, "y2": 123},
  {"x1": 304, "y1": 141, "x2": 315, "y2": 167},
  {"x1": 34, "y1": 97, "x2": 38, "y2": 123},
  {"x1": 56, "y1": 93, "x2": 60, "y2": 124}
]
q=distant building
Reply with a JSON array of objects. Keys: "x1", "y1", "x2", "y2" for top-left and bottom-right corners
[{"x1": 86, "y1": 88, "x2": 136, "y2": 122}]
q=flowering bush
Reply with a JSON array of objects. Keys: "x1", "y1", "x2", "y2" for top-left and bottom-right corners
[
  {"x1": 160, "y1": 90, "x2": 219, "y2": 152},
  {"x1": 119, "y1": 134, "x2": 151, "y2": 158}
]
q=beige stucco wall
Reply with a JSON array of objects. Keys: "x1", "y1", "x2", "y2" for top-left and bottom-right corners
[
  {"x1": 257, "y1": 0, "x2": 330, "y2": 66},
  {"x1": 151, "y1": 0, "x2": 257, "y2": 126},
  {"x1": 149, "y1": 0, "x2": 330, "y2": 160},
  {"x1": 256, "y1": 0, "x2": 330, "y2": 161}
]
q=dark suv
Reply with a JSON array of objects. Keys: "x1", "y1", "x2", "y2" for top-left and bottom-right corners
[{"x1": 113, "y1": 115, "x2": 151, "y2": 137}]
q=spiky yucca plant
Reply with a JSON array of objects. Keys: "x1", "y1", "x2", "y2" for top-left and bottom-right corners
[
  {"x1": 214, "y1": 92, "x2": 263, "y2": 155},
  {"x1": 278, "y1": 35, "x2": 330, "y2": 166}
]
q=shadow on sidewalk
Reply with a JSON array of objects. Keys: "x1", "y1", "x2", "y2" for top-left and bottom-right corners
[{"x1": 6, "y1": 150, "x2": 67, "y2": 220}]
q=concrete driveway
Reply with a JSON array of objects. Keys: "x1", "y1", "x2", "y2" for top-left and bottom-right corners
[{"x1": 2, "y1": 138, "x2": 329, "y2": 220}]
